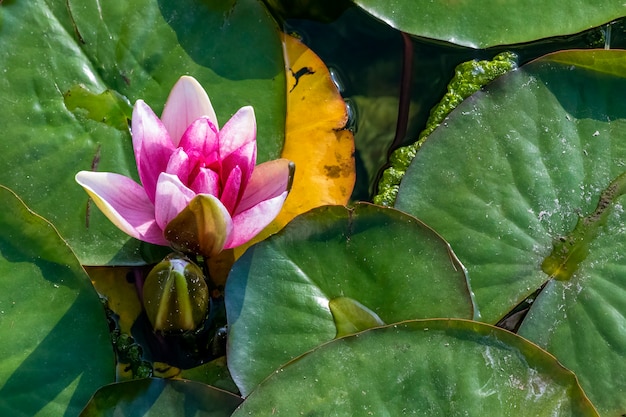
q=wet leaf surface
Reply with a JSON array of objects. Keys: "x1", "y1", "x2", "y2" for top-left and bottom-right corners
[
  {"x1": 226, "y1": 203, "x2": 473, "y2": 396},
  {"x1": 395, "y1": 49, "x2": 626, "y2": 415},
  {"x1": 353, "y1": 0, "x2": 626, "y2": 48},
  {"x1": 233, "y1": 319, "x2": 599, "y2": 416}
]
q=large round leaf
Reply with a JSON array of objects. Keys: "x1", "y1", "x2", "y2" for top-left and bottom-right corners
[
  {"x1": 0, "y1": 0, "x2": 284, "y2": 265},
  {"x1": 80, "y1": 378, "x2": 241, "y2": 417},
  {"x1": 395, "y1": 49, "x2": 626, "y2": 415},
  {"x1": 352, "y1": 0, "x2": 626, "y2": 48},
  {"x1": 0, "y1": 186, "x2": 114, "y2": 416},
  {"x1": 232, "y1": 320, "x2": 599, "y2": 416},
  {"x1": 226, "y1": 203, "x2": 474, "y2": 396},
  {"x1": 518, "y1": 233, "x2": 626, "y2": 417}
]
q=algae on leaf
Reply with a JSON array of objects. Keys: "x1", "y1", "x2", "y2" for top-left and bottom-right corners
[{"x1": 375, "y1": 52, "x2": 517, "y2": 206}]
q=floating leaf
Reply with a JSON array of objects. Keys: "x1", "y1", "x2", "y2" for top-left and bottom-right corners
[
  {"x1": 0, "y1": 186, "x2": 114, "y2": 416},
  {"x1": 234, "y1": 34, "x2": 355, "y2": 257},
  {"x1": 0, "y1": 0, "x2": 284, "y2": 265},
  {"x1": 374, "y1": 52, "x2": 518, "y2": 206},
  {"x1": 395, "y1": 49, "x2": 626, "y2": 415},
  {"x1": 232, "y1": 320, "x2": 599, "y2": 416},
  {"x1": 352, "y1": 0, "x2": 625, "y2": 48},
  {"x1": 226, "y1": 203, "x2": 473, "y2": 396},
  {"x1": 80, "y1": 378, "x2": 242, "y2": 417}
]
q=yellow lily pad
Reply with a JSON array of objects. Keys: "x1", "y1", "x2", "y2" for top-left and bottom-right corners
[{"x1": 234, "y1": 33, "x2": 355, "y2": 258}]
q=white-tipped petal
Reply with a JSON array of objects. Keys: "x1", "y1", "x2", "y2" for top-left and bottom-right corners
[
  {"x1": 161, "y1": 76, "x2": 218, "y2": 146},
  {"x1": 218, "y1": 106, "x2": 256, "y2": 157},
  {"x1": 75, "y1": 171, "x2": 167, "y2": 245}
]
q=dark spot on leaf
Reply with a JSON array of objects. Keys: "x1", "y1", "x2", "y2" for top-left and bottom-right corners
[
  {"x1": 324, "y1": 157, "x2": 354, "y2": 179},
  {"x1": 289, "y1": 66, "x2": 315, "y2": 92},
  {"x1": 324, "y1": 165, "x2": 342, "y2": 178}
]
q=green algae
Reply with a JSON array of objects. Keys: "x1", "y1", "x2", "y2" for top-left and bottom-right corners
[{"x1": 375, "y1": 52, "x2": 517, "y2": 206}]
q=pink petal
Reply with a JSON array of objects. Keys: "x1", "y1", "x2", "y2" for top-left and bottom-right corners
[
  {"x1": 221, "y1": 139, "x2": 256, "y2": 194},
  {"x1": 75, "y1": 171, "x2": 168, "y2": 246},
  {"x1": 220, "y1": 165, "x2": 242, "y2": 214},
  {"x1": 161, "y1": 76, "x2": 218, "y2": 146},
  {"x1": 164, "y1": 194, "x2": 234, "y2": 257},
  {"x1": 154, "y1": 173, "x2": 197, "y2": 230},
  {"x1": 218, "y1": 106, "x2": 256, "y2": 161},
  {"x1": 178, "y1": 117, "x2": 220, "y2": 168},
  {"x1": 166, "y1": 148, "x2": 191, "y2": 184},
  {"x1": 190, "y1": 167, "x2": 220, "y2": 196},
  {"x1": 132, "y1": 100, "x2": 176, "y2": 203},
  {"x1": 225, "y1": 191, "x2": 288, "y2": 249},
  {"x1": 235, "y1": 159, "x2": 292, "y2": 215}
]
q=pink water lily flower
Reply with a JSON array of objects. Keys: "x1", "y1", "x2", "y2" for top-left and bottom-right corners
[{"x1": 76, "y1": 76, "x2": 292, "y2": 256}]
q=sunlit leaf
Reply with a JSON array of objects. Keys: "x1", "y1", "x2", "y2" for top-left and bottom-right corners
[
  {"x1": 352, "y1": 0, "x2": 626, "y2": 48},
  {"x1": 395, "y1": 49, "x2": 626, "y2": 415},
  {"x1": 0, "y1": 186, "x2": 114, "y2": 416},
  {"x1": 233, "y1": 34, "x2": 355, "y2": 257},
  {"x1": 226, "y1": 203, "x2": 473, "y2": 396},
  {"x1": 232, "y1": 320, "x2": 599, "y2": 416}
]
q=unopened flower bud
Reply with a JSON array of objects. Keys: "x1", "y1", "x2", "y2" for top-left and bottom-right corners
[{"x1": 142, "y1": 254, "x2": 209, "y2": 332}]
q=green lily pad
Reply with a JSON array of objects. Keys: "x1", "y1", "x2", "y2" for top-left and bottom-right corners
[
  {"x1": 395, "y1": 49, "x2": 626, "y2": 415},
  {"x1": 0, "y1": 186, "x2": 114, "y2": 416},
  {"x1": 0, "y1": 0, "x2": 284, "y2": 265},
  {"x1": 225, "y1": 203, "x2": 474, "y2": 396},
  {"x1": 79, "y1": 378, "x2": 242, "y2": 416},
  {"x1": 352, "y1": 0, "x2": 625, "y2": 48},
  {"x1": 232, "y1": 319, "x2": 599, "y2": 416}
]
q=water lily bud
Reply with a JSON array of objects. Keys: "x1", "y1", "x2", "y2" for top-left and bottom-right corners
[{"x1": 142, "y1": 254, "x2": 209, "y2": 332}]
